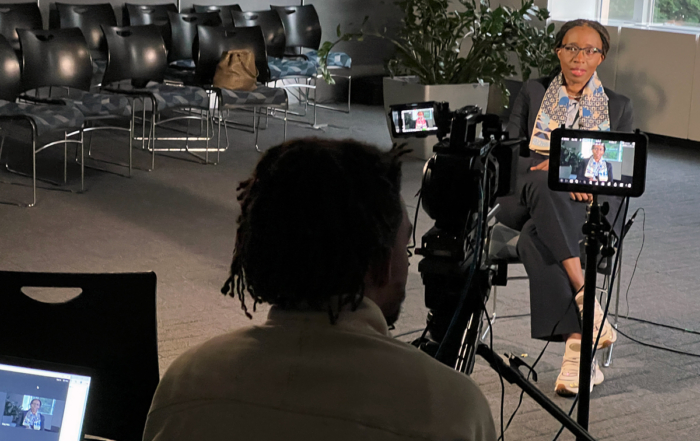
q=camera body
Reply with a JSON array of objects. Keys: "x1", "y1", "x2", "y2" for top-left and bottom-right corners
[{"x1": 389, "y1": 101, "x2": 521, "y2": 365}]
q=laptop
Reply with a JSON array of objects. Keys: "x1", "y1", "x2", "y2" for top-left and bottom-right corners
[{"x1": 0, "y1": 356, "x2": 92, "y2": 441}]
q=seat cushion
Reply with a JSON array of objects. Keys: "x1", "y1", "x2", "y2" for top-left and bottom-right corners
[
  {"x1": 170, "y1": 59, "x2": 196, "y2": 69},
  {"x1": 488, "y1": 222, "x2": 521, "y2": 263},
  {"x1": 219, "y1": 86, "x2": 287, "y2": 107},
  {"x1": 267, "y1": 56, "x2": 317, "y2": 80},
  {"x1": 304, "y1": 50, "x2": 352, "y2": 69},
  {"x1": 0, "y1": 100, "x2": 85, "y2": 136},
  {"x1": 144, "y1": 84, "x2": 210, "y2": 111},
  {"x1": 60, "y1": 91, "x2": 132, "y2": 119}
]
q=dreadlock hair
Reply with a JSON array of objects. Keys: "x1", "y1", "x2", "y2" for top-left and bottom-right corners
[
  {"x1": 549, "y1": 19, "x2": 611, "y2": 78},
  {"x1": 221, "y1": 138, "x2": 406, "y2": 324}
]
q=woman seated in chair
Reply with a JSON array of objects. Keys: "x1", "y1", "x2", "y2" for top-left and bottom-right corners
[
  {"x1": 581, "y1": 142, "x2": 614, "y2": 183},
  {"x1": 496, "y1": 19, "x2": 633, "y2": 397}
]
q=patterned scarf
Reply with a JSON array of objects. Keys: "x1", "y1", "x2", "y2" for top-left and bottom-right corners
[
  {"x1": 585, "y1": 158, "x2": 608, "y2": 181},
  {"x1": 530, "y1": 72, "x2": 610, "y2": 152},
  {"x1": 23, "y1": 411, "x2": 41, "y2": 429}
]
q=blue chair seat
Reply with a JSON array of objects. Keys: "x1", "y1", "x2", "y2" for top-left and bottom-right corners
[
  {"x1": 142, "y1": 84, "x2": 210, "y2": 111},
  {"x1": 304, "y1": 50, "x2": 352, "y2": 69},
  {"x1": 170, "y1": 59, "x2": 196, "y2": 69},
  {"x1": 0, "y1": 100, "x2": 85, "y2": 136},
  {"x1": 268, "y1": 56, "x2": 317, "y2": 80},
  {"x1": 60, "y1": 91, "x2": 132, "y2": 118},
  {"x1": 218, "y1": 86, "x2": 287, "y2": 107}
]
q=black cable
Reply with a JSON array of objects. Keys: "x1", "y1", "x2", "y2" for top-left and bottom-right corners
[
  {"x1": 616, "y1": 328, "x2": 700, "y2": 358},
  {"x1": 393, "y1": 328, "x2": 424, "y2": 339},
  {"x1": 483, "y1": 303, "x2": 506, "y2": 441},
  {"x1": 624, "y1": 208, "x2": 645, "y2": 317},
  {"x1": 619, "y1": 316, "x2": 700, "y2": 336}
]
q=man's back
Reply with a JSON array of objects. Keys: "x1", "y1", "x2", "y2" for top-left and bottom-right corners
[{"x1": 143, "y1": 299, "x2": 495, "y2": 441}]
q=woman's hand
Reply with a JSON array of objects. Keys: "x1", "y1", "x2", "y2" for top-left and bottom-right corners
[
  {"x1": 530, "y1": 160, "x2": 549, "y2": 171},
  {"x1": 570, "y1": 192, "x2": 592, "y2": 203}
]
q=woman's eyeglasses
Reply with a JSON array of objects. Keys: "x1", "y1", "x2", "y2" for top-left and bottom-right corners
[{"x1": 559, "y1": 44, "x2": 603, "y2": 58}]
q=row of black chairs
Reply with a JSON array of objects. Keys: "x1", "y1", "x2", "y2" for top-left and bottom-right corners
[
  {"x1": 1, "y1": 3, "x2": 349, "y2": 118},
  {"x1": 0, "y1": 21, "x2": 289, "y2": 207}
]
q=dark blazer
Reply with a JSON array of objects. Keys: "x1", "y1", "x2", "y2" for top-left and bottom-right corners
[
  {"x1": 575, "y1": 159, "x2": 614, "y2": 182},
  {"x1": 15, "y1": 410, "x2": 45, "y2": 430},
  {"x1": 508, "y1": 76, "x2": 635, "y2": 143}
]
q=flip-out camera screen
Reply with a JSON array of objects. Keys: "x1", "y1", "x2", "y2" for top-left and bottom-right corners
[
  {"x1": 548, "y1": 129, "x2": 647, "y2": 197},
  {"x1": 389, "y1": 102, "x2": 439, "y2": 137}
]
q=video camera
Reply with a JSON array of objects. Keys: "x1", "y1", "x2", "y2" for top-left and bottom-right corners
[{"x1": 389, "y1": 101, "x2": 522, "y2": 369}]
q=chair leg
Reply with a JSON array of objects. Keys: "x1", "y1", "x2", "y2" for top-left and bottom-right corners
[
  {"x1": 64, "y1": 132, "x2": 68, "y2": 183},
  {"x1": 284, "y1": 109, "x2": 287, "y2": 141},
  {"x1": 254, "y1": 107, "x2": 262, "y2": 153},
  {"x1": 129, "y1": 101, "x2": 135, "y2": 177},
  {"x1": 80, "y1": 128, "x2": 84, "y2": 193},
  {"x1": 31, "y1": 132, "x2": 37, "y2": 208},
  {"x1": 603, "y1": 244, "x2": 624, "y2": 367}
]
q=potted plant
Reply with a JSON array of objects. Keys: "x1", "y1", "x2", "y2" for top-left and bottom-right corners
[{"x1": 380, "y1": 0, "x2": 558, "y2": 158}]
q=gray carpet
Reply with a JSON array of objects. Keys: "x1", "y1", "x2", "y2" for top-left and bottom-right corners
[{"x1": 1, "y1": 104, "x2": 698, "y2": 440}]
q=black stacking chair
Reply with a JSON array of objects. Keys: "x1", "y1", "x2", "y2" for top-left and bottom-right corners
[
  {"x1": 167, "y1": 11, "x2": 221, "y2": 68},
  {"x1": 101, "y1": 24, "x2": 213, "y2": 166},
  {"x1": 484, "y1": 202, "x2": 629, "y2": 366},
  {"x1": 196, "y1": 24, "x2": 287, "y2": 155},
  {"x1": 193, "y1": 4, "x2": 241, "y2": 28},
  {"x1": 19, "y1": 28, "x2": 135, "y2": 176},
  {"x1": 271, "y1": 4, "x2": 320, "y2": 53},
  {"x1": 0, "y1": 2, "x2": 43, "y2": 52},
  {"x1": 231, "y1": 9, "x2": 316, "y2": 125},
  {"x1": 124, "y1": 3, "x2": 178, "y2": 50},
  {"x1": 271, "y1": 4, "x2": 353, "y2": 113},
  {"x1": 231, "y1": 9, "x2": 286, "y2": 58},
  {"x1": 54, "y1": 2, "x2": 117, "y2": 85},
  {"x1": 0, "y1": 270, "x2": 159, "y2": 441},
  {"x1": 0, "y1": 34, "x2": 85, "y2": 207}
]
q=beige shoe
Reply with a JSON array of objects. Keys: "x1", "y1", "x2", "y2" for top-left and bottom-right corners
[
  {"x1": 575, "y1": 291, "x2": 617, "y2": 349},
  {"x1": 555, "y1": 339, "x2": 605, "y2": 397}
]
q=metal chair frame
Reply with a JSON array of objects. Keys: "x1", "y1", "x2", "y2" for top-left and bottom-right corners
[{"x1": 482, "y1": 219, "x2": 625, "y2": 367}]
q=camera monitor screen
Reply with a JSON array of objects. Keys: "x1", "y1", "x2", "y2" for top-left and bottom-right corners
[
  {"x1": 389, "y1": 102, "x2": 439, "y2": 137},
  {"x1": 0, "y1": 357, "x2": 91, "y2": 441},
  {"x1": 548, "y1": 129, "x2": 647, "y2": 197}
]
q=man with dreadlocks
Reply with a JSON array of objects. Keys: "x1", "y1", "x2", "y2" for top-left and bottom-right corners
[{"x1": 143, "y1": 138, "x2": 496, "y2": 441}]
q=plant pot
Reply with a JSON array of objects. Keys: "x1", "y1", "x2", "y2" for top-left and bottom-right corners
[{"x1": 383, "y1": 76, "x2": 490, "y2": 160}]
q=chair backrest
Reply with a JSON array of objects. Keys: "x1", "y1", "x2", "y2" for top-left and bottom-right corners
[
  {"x1": 231, "y1": 9, "x2": 285, "y2": 58},
  {"x1": 0, "y1": 2, "x2": 43, "y2": 51},
  {"x1": 271, "y1": 4, "x2": 321, "y2": 50},
  {"x1": 55, "y1": 2, "x2": 117, "y2": 59},
  {"x1": 0, "y1": 271, "x2": 159, "y2": 441},
  {"x1": 124, "y1": 3, "x2": 177, "y2": 49},
  {"x1": 18, "y1": 27, "x2": 93, "y2": 92},
  {"x1": 167, "y1": 10, "x2": 221, "y2": 63},
  {"x1": 193, "y1": 4, "x2": 241, "y2": 28},
  {"x1": 0, "y1": 34, "x2": 22, "y2": 101},
  {"x1": 196, "y1": 25, "x2": 270, "y2": 85},
  {"x1": 102, "y1": 24, "x2": 167, "y2": 88}
]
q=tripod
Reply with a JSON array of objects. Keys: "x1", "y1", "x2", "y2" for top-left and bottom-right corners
[{"x1": 416, "y1": 196, "x2": 612, "y2": 440}]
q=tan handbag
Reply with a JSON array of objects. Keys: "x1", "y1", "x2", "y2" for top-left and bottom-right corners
[{"x1": 212, "y1": 50, "x2": 258, "y2": 91}]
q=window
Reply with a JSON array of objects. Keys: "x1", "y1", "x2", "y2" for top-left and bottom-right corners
[{"x1": 549, "y1": 0, "x2": 700, "y2": 28}]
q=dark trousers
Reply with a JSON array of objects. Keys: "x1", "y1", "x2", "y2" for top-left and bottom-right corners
[{"x1": 496, "y1": 153, "x2": 621, "y2": 341}]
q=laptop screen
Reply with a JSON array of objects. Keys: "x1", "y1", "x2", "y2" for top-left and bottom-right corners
[{"x1": 0, "y1": 360, "x2": 91, "y2": 441}]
